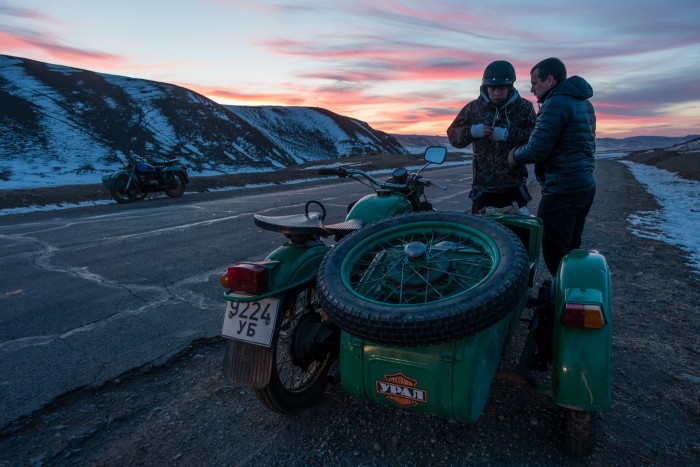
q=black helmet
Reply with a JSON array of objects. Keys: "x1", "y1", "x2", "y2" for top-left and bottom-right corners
[{"x1": 482, "y1": 60, "x2": 516, "y2": 86}]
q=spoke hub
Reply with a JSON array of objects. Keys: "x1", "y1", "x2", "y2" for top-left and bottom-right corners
[{"x1": 404, "y1": 241, "x2": 428, "y2": 260}]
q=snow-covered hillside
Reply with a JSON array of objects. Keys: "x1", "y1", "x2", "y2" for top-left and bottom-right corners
[
  {"x1": 226, "y1": 106, "x2": 406, "y2": 163},
  {"x1": 0, "y1": 55, "x2": 406, "y2": 188}
]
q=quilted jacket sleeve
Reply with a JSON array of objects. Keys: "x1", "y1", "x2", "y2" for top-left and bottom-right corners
[{"x1": 512, "y1": 98, "x2": 565, "y2": 164}]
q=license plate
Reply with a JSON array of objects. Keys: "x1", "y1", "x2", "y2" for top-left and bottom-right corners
[{"x1": 222, "y1": 297, "x2": 279, "y2": 346}]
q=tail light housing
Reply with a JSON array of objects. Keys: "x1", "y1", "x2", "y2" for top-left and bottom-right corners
[
  {"x1": 219, "y1": 262, "x2": 268, "y2": 294},
  {"x1": 561, "y1": 302, "x2": 605, "y2": 329}
]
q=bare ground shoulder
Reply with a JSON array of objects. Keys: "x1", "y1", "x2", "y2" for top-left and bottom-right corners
[{"x1": 0, "y1": 157, "x2": 698, "y2": 466}]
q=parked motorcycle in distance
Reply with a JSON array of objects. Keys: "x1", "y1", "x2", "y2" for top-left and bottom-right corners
[{"x1": 102, "y1": 155, "x2": 189, "y2": 204}]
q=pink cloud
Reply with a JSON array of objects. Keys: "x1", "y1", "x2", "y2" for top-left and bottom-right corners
[{"x1": 0, "y1": 30, "x2": 121, "y2": 66}]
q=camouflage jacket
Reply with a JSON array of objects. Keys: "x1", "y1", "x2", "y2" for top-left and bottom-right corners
[{"x1": 447, "y1": 88, "x2": 536, "y2": 194}]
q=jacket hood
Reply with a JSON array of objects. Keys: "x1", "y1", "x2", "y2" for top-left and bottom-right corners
[
  {"x1": 550, "y1": 75, "x2": 593, "y2": 100},
  {"x1": 479, "y1": 86, "x2": 521, "y2": 108}
]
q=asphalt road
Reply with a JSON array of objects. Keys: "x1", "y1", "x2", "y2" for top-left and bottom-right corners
[{"x1": 0, "y1": 163, "x2": 471, "y2": 429}]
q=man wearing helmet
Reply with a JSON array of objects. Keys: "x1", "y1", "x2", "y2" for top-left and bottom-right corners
[{"x1": 447, "y1": 60, "x2": 536, "y2": 214}]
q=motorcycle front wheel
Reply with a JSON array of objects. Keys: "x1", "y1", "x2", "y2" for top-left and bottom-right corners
[
  {"x1": 164, "y1": 172, "x2": 187, "y2": 198},
  {"x1": 110, "y1": 175, "x2": 142, "y2": 204},
  {"x1": 317, "y1": 211, "x2": 530, "y2": 346},
  {"x1": 253, "y1": 285, "x2": 335, "y2": 414}
]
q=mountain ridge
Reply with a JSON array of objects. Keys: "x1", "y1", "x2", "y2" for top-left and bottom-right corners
[
  {"x1": 1, "y1": 54, "x2": 697, "y2": 190},
  {"x1": 0, "y1": 54, "x2": 406, "y2": 188}
]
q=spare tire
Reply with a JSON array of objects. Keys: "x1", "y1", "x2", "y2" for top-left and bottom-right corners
[{"x1": 317, "y1": 211, "x2": 530, "y2": 346}]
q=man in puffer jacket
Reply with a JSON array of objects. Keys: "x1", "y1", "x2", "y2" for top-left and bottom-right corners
[
  {"x1": 508, "y1": 57, "x2": 596, "y2": 276},
  {"x1": 447, "y1": 60, "x2": 536, "y2": 214}
]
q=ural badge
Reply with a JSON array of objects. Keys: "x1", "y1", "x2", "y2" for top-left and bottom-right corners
[{"x1": 376, "y1": 372, "x2": 427, "y2": 407}]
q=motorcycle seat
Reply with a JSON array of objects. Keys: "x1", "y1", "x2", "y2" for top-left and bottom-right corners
[
  {"x1": 149, "y1": 159, "x2": 179, "y2": 168},
  {"x1": 323, "y1": 218, "x2": 364, "y2": 236},
  {"x1": 254, "y1": 212, "x2": 329, "y2": 236}
]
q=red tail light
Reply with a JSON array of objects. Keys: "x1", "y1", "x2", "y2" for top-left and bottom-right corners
[
  {"x1": 561, "y1": 303, "x2": 605, "y2": 329},
  {"x1": 223, "y1": 263, "x2": 268, "y2": 294}
]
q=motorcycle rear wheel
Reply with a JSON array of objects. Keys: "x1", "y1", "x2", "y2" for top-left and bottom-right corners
[
  {"x1": 253, "y1": 285, "x2": 334, "y2": 414},
  {"x1": 164, "y1": 172, "x2": 186, "y2": 198},
  {"x1": 110, "y1": 175, "x2": 142, "y2": 204},
  {"x1": 317, "y1": 211, "x2": 530, "y2": 346}
]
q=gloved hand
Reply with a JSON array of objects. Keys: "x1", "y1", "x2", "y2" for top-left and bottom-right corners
[
  {"x1": 470, "y1": 124, "x2": 486, "y2": 138},
  {"x1": 492, "y1": 127, "x2": 508, "y2": 141}
]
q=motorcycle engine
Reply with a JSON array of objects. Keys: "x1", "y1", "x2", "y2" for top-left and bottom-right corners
[{"x1": 136, "y1": 163, "x2": 160, "y2": 187}]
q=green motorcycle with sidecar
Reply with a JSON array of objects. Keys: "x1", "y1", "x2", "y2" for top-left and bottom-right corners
[{"x1": 218, "y1": 147, "x2": 612, "y2": 456}]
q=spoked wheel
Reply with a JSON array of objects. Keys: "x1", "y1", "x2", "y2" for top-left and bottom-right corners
[
  {"x1": 564, "y1": 409, "x2": 595, "y2": 456},
  {"x1": 254, "y1": 285, "x2": 337, "y2": 414},
  {"x1": 110, "y1": 175, "x2": 142, "y2": 204},
  {"x1": 317, "y1": 211, "x2": 530, "y2": 346},
  {"x1": 164, "y1": 172, "x2": 186, "y2": 198}
]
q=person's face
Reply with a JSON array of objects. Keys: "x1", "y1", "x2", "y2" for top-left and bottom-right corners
[
  {"x1": 530, "y1": 70, "x2": 555, "y2": 102},
  {"x1": 486, "y1": 85, "x2": 510, "y2": 104}
]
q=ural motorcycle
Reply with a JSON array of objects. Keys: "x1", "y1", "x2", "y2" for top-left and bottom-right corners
[
  {"x1": 219, "y1": 148, "x2": 612, "y2": 456},
  {"x1": 101, "y1": 155, "x2": 189, "y2": 203},
  {"x1": 219, "y1": 147, "x2": 447, "y2": 405}
]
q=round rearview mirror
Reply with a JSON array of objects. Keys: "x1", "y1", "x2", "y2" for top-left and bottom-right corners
[{"x1": 423, "y1": 146, "x2": 447, "y2": 164}]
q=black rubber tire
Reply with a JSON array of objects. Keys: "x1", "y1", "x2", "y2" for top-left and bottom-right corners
[
  {"x1": 110, "y1": 175, "x2": 140, "y2": 204},
  {"x1": 564, "y1": 409, "x2": 595, "y2": 456},
  {"x1": 164, "y1": 172, "x2": 187, "y2": 198},
  {"x1": 317, "y1": 211, "x2": 530, "y2": 346},
  {"x1": 253, "y1": 285, "x2": 333, "y2": 414}
]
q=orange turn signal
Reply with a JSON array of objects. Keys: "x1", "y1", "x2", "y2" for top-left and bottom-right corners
[{"x1": 561, "y1": 303, "x2": 605, "y2": 329}]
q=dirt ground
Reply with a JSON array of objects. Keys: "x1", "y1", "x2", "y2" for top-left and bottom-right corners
[{"x1": 0, "y1": 150, "x2": 699, "y2": 466}]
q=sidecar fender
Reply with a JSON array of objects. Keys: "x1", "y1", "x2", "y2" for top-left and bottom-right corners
[
  {"x1": 222, "y1": 242, "x2": 329, "y2": 388},
  {"x1": 101, "y1": 170, "x2": 136, "y2": 188},
  {"x1": 552, "y1": 250, "x2": 612, "y2": 412}
]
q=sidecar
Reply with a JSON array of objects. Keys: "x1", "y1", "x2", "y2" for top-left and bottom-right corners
[{"x1": 316, "y1": 211, "x2": 612, "y2": 456}]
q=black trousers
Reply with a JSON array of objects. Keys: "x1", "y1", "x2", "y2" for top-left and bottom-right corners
[{"x1": 537, "y1": 187, "x2": 596, "y2": 276}]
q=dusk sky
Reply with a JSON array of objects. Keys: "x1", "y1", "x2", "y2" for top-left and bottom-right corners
[{"x1": 2, "y1": 0, "x2": 699, "y2": 138}]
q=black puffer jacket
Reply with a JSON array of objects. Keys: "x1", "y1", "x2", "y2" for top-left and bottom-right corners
[{"x1": 512, "y1": 76, "x2": 596, "y2": 194}]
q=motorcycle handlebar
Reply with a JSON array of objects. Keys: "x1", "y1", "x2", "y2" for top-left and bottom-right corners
[
  {"x1": 318, "y1": 167, "x2": 347, "y2": 177},
  {"x1": 317, "y1": 166, "x2": 445, "y2": 190}
]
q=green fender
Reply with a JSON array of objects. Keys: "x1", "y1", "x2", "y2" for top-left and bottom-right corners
[
  {"x1": 552, "y1": 250, "x2": 612, "y2": 411},
  {"x1": 224, "y1": 241, "x2": 330, "y2": 303},
  {"x1": 346, "y1": 193, "x2": 412, "y2": 224},
  {"x1": 264, "y1": 242, "x2": 329, "y2": 291},
  {"x1": 221, "y1": 242, "x2": 329, "y2": 388}
]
